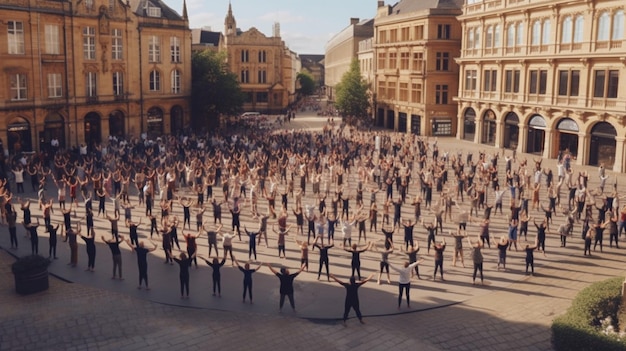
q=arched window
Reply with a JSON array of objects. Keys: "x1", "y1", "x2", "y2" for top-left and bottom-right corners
[
  {"x1": 597, "y1": 12, "x2": 610, "y2": 41},
  {"x1": 516, "y1": 22, "x2": 524, "y2": 45},
  {"x1": 561, "y1": 16, "x2": 572, "y2": 43},
  {"x1": 467, "y1": 28, "x2": 475, "y2": 49},
  {"x1": 486, "y1": 25, "x2": 493, "y2": 47},
  {"x1": 542, "y1": 19, "x2": 551, "y2": 44},
  {"x1": 574, "y1": 15, "x2": 584, "y2": 43},
  {"x1": 149, "y1": 70, "x2": 160, "y2": 91},
  {"x1": 474, "y1": 26, "x2": 481, "y2": 48},
  {"x1": 494, "y1": 24, "x2": 501, "y2": 47},
  {"x1": 613, "y1": 10, "x2": 624, "y2": 40},
  {"x1": 507, "y1": 24, "x2": 515, "y2": 47},
  {"x1": 532, "y1": 20, "x2": 541, "y2": 45}
]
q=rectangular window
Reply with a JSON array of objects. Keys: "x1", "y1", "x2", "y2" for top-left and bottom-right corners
[
  {"x1": 539, "y1": 70, "x2": 547, "y2": 94},
  {"x1": 558, "y1": 70, "x2": 580, "y2": 97},
  {"x1": 258, "y1": 50, "x2": 266, "y2": 63},
  {"x1": 378, "y1": 52, "x2": 386, "y2": 69},
  {"x1": 241, "y1": 70, "x2": 249, "y2": 83},
  {"x1": 412, "y1": 52, "x2": 423, "y2": 71},
  {"x1": 437, "y1": 24, "x2": 451, "y2": 39},
  {"x1": 85, "y1": 72, "x2": 97, "y2": 97},
  {"x1": 45, "y1": 25, "x2": 60, "y2": 55},
  {"x1": 400, "y1": 52, "x2": 409, "y2": 70},
  {"x1": 411, "y1": 83, "x2": 422, "y2": 103},
  {"x1": 378, "y1": 81, "x2": 386, "y2": 100},
  {"x1": 435, "y1": 84, "x2": 448, "y2": 104},
  {"x1": 83, "y1": 27, "x2": 96, "y2": 60},
  {"x1": 379, "y1": 30, "x2": 387, "y2": 43},
  {"x1": 558, "y1": 70, "x2": 568, "y2": 96},
  {"x1": 387, "y1": 83, "x2": 396, "y2": 100},
  {"x1": 112, "y1": 28, "x2": 123, "y2": 60},
  {"x1": 148, "y1": 36, "x2": 160, "y2": 63},
  {"x1": 465, "y1": 70, "x2": 477, "y2": 91},
  {"x1": 414, "y1": 25, "x2": 424, "y2": 40},
  {"x1": 241, "y1": 50, "x2": 249, "y2": 62},
  {"x1": 147, "y1": 5, "x2": 161, "y2": 18},
  {"x1": 529, "y1": 70, "x2": 547, "y2": 94},
  {"x1": 257, "y1": 69, "x2": 266, "y2": 84},
  {"x1": 47, "y1": 73, "x2": 62, "y2": 98},
  {"x1": 10, "y1": 74, "x2": 27, "y2": 100},
  {"x1": 436, "y1": 52, "x2": 449, "y2": 71},
  {"x1": 483, "y1": 70, "x2": 497, "y2": 92},
  {"x1": 570, "y1": 70, "x2": 580, "y2": 96},
  {"x1": 608, "y1": 70, "x2": 619, "y2": 98},
  {"x1": 505, "y1": 70, "x2": 513, "y2": 93},
  {"x1": 390, "y1": 29, "x2": 398, "y2": 43},
  {"x1": 401, "y1": 27, "x2": 409, "y2": 41},
  {"x1": 257, "y1": 92, "x2": 268, "y2": 103},
  {"x1": 113, "y1": 71, "x2": 123, "y2": 96},
  {"x1": 389, "y1": 52, "x2": 397, "y2": 69},
  {"x1": 170, "y1": 37, "x2": 180, "y2": 63},
  {"x1": 513, "y1": 70, "x2": 520, "y2": 93},
  {"x1": 399, "y1": 82, "x2": 408, "y2": 101},
  {"x1": 8, "y1": 21, "x2": 25, "y2": 55}
]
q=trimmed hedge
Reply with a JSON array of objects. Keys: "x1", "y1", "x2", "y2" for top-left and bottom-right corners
[{"x1": 552, "y1": 277, "x2": 626, "y2": 351}]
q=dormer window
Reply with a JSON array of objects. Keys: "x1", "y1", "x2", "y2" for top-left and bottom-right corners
[{"x1": 147, "y1": 3, "x2": 161, "y2": 18}]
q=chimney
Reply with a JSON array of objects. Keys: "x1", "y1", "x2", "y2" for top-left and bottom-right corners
[
  {"x1": 377, "y1": 1, "x2": 384, "y2": 7},
  {"x1": 350, "y1": 17, "x2": 359, "y2": 25}
]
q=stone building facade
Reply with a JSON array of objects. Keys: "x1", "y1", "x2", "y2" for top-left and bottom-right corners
[
  {"x1": 0, "y1": 0, "x2": 191, "y2": 154},
  {"x1": 456, "y1": 0, "x2": 626, "y2": 171},
  {"x1": 374, "y1": 0, "x2": 463, "y2": 136},
  {"x1": 222, "y1": 4, "x2": 295, "y2": 113},
  {"x1": 324, "y1": 17, "x2": 374, "y2": 101}
]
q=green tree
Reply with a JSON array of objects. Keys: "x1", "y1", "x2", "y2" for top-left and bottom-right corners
[
  {"x1": 334, "y1": 58, "x2": 370, "y2": 124},
  {"x1": 191, "y1": 50, "x2": 244, "y2": 129},
  {"x1": 296, "y1": 72, "x2": 315, "y2": 97}
]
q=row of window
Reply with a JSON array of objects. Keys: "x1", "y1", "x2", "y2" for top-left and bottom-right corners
[
  {"x1": 240, "y1": 69, "x2": 267, "y2": 83},
  {"x1": 377, "y1": 52, "x2": 424, "y2": 71},
  {"x1": 7, "y1": 70, "x2": 182, "y2": 101},
  {"x1": 378, "y1": 24, "x2": 452, "y2": 43},
  {"x1": 240, "y1": 50, "x2": 269, "y2": 63},
  {"x1": 463, "y1": 69, "x2": 619, "y2": 99},
  {"x1": 377, "y1": 82, "x2": 449, "y2": 104},
  {"x1": 465, "y1": 10, "x2": 624, "y2": 51},
  {"x1": 6, "y1": 21, "x2": 182, "y2": 63}
]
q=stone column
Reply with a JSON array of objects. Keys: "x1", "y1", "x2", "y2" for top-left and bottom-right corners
[
  {"x1": 518, "y1": 124, "x2": 528, "y2": 154},
  {"x1": 542, "y1": 128, "x2": 553, "y2": 159},
  {"x1": 495, "y1": 120, "x2": 503, "y2": 148},
  {"x1": 475, "y1": 117, "x2": 483, "y2": 144},
  {"x1": 577, "y1": 132, "x2": 589, "y2": 166},
  {"x1": 613, "y1": 137, "x2": 626, "y2": 172}
]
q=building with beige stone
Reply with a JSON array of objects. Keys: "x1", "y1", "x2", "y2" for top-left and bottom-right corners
[
  {"x1": 0, "y1": 0, "x2": 191, "y2": 153},
  {"x1": 222, "y1": 3, "x2": 295, "y2": 113},
  {"x1": 456, "y1": 0, "x2": 626, "y2": 171},
  {"x1": 325, "y1": 17, "x2": 374, "y2": 101},
  {"x1": 374, "y1": 0, "x2": 462, "y2": 136}
]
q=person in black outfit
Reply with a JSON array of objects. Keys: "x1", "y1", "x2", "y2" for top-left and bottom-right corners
[
  {"x1": 7, "y1": 208, "x2": 18, "y2": 249},
  {"x1": 102, "y1": 234, "x2": 124, "y2": 280},
  {"x1": 525, "y1": 237, "x2": 539, "y2": 275},
  {"x1": 80, "y1": 228, "x2": 97, "y2": 272},
  {"x1": 201, "y1": 256, "x2": 226, "y2": 297},
  {"x1": 343, "y1": 242, "x2": 372, "y2": 280},
  {"x1": 126, "y1": 240, "x2": 157, "y2": 290},
  {"x1": 314, "y1": 237, "x2": 334, "y2": 281},
  {"x1": 46, "y1": 223, "x2": 59, "y2": 259},
  {"x1": 267, "y1": 263, "x2": 305, "y2": 312},
  {"x1": 24, "y1": 219, "x2": 40, "y2": 255},
  {"x1": 235, "y1": 258, "x2": 262, "y2": 303},
  {"x1": 173, "y1": 252, "x2": 194, "y2": 299},
  {"x1": 330, "y1": 273, "x2": 374, "y2": 326},
  {"x1": 244, "y1": 228, "x2": 259, "y2": 260}
]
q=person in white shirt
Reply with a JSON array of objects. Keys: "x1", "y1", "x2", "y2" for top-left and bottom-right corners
[
  {"x1": 390, "y1": 260, "x2": 421, "y2": 309},
  {"x1": 220, "y1": 232, "x2": 236, "y2": 265}
]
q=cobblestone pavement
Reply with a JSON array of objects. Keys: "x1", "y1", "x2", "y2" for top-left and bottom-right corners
[{"x1": 0, "y1": 111, "x2": 625, "y2": 350}]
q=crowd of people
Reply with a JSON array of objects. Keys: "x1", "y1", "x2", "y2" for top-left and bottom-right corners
[{"x1": 1, "y1": 113, "x2": 622, "y2": 323}]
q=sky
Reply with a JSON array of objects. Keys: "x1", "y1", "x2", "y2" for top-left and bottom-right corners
[{"x1": 166, "y1": 0, "x2": 378, "y2": 54}]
